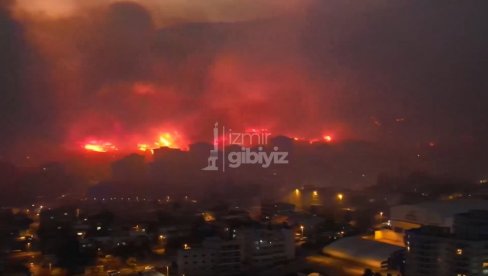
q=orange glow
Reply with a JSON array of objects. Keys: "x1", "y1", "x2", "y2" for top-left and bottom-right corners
[
  {"x1": 137, "y1": 144, "x2": 154, "y2": 154},
  {"x1": 157, "y1": 133, "x2": 175, "y2": 148},
  {"x1": 154, "y1": 132, "x2": 187, "y2": 150},
  {"x1": 79, "y1": 130, "x2": 341, "y2": 154},
  {"x1": 292, "y1": 134, "x2": 335, "y2": 144},
  {"x1": 84, "y1": 141, "x2": 118, "y2": 153},
  {"x1": 136, "y1": 131, "x2": 188, "y2": 153},
  {"x1": 84, "y1": 144, "x2": 104, "y2": 152},
  {"x1": 323, "y1": 135, "x2": 332, "y2": 142}
]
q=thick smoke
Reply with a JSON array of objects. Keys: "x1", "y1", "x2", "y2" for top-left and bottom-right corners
[
  {"x1": 1, "y1": 0, "x2": 488, "y2": 162},
  {"x1": 0, "y1": 0, "x2": 58, "y2": 159}
]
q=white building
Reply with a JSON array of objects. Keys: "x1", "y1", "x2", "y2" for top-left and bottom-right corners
[
  {"x1": 177, "y1": 237, "x2": 243, "y2": 276},
  {"x1": 406, "y1": 210, "x2": 488, "y2": 276},
  {"x1": 375, "y1": 199, "x2": 488, "y2": 246},
  {"x1": 239, "y1": 227, "x2": 295, "y2": 267},
  {"x1": 177, "y1": 227, "x2": 295, "y2": 275}
]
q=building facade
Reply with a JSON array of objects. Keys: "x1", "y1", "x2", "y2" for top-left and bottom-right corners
[{"x1": 406, "y1": 210, "x2": 488, "y2": 276}]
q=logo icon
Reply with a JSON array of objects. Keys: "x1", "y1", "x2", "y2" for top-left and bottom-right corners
[
  {"x1": 201, "y1": 122, "x2": 219, "y2": 171},
  {"x1": 201, "y1": 123, "x2": 289, "y2": 171}
]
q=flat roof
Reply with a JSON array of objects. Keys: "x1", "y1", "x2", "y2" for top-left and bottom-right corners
[
  {"x1": 322, "y1": 236, "x2": 403, "y2": 269},
  {"x1": 391, "y1": 199, "x2": 488, "y2": 226}
]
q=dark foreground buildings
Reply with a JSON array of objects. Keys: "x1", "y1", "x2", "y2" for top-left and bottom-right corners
[{"x1": 406, "y1": 210, "x2": 488, "y2": 276}]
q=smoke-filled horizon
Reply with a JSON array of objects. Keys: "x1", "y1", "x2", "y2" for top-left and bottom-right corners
[{"x1": 1, "y1": 0, "x2": 488, "y2": 163}]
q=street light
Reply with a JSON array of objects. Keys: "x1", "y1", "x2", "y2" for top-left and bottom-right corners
[
  {"x1": 337, "y1": 193, "x2": 344, "y2": 201},
  {"x1": 300, "y1": 225, "x2": 304, "y2": 236}
]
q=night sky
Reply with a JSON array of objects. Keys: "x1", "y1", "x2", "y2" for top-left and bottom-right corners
[{"x1": 1, "y1": 0, "x2": 488, "y2": 162}]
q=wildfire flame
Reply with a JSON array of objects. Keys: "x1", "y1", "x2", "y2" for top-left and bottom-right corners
[
  {"x1": 292, "y1": 134, "x2": 334, "y2": 144},
  {"x1": 136, "y1": 131, "x2": 187, "y2": 154},
  {"x1": 84, "y1": 141, "x2": 118, "y2": 152},
  {"x1": 137, "y1": 144, "x2": 154, "y2": 154},
  {"x1": 82, "y1": 129, "x2": 334, "y2": 154},
  {"x1": 157, "y1": 133, "x2": 175, "y2": 148}
]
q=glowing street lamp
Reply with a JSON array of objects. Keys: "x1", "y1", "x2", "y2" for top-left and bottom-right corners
[
  {"x1": 337, "y1": 193, "x2": 344, "y2": 201},
  {"x1": 300, "y1": 225, "x2": 304, "y2": 236}
]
